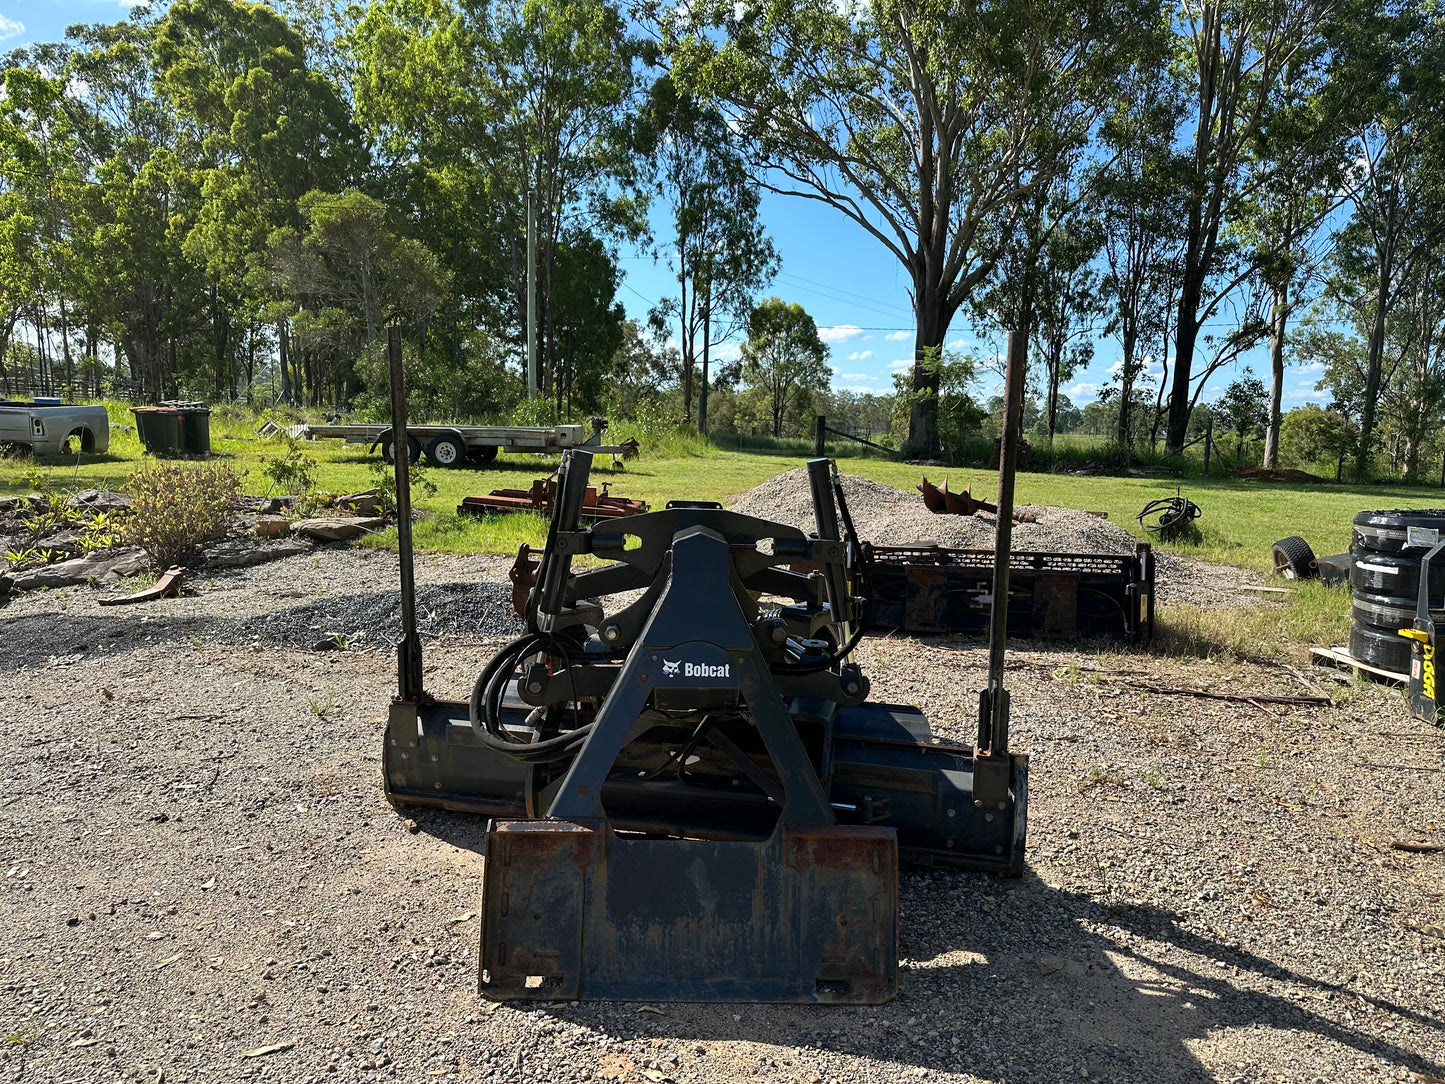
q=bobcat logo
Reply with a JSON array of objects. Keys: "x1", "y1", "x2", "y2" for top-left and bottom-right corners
[{"x1": 661, "y1": 659, "x2": 681, "y2": 676}]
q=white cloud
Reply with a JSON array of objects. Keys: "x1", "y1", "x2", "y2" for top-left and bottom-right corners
[
  {"x1": 818, "y1": 324, "x2": 866, "y2": 343},
  {"x1": 1299, "y1": 360, "x2": 1324, "y2": 373},
  {"x1": 888, "y1": 358, "x2": 913, "y2": 372},
  {"x1": 839, "y1": 373, "x2": 876, "y2": 382},
  {"x1": 946, "y1": 339, "x2": 967, "y2": 350},
  {"x1": 833, "y1": 384, "x2": 879, "y2": 394},
  {"x1": 884, "y1": 330, "x2": 910, "y2": 342},
  {"x1": 0, "y1": 15, "x2": 24, "y2": 40},
  {"x1": 846, "y1": 349, "x2": 872, "y2": 362},
  {"x1": 1064, "y1": 382, "x2": 1100, "y2": 401}
]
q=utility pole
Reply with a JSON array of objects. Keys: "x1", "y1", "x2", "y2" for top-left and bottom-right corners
[{"x1": 526, "y1": 190, "x2": 538, "y2": 399}]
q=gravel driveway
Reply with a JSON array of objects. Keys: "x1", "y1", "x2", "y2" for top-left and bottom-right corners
[{"x1": 0, "y1": 549, "x2": 1442, "y2": 1084}]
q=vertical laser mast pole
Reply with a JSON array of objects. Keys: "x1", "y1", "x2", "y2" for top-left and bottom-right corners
[
  {"x1": 388, "y1": 325, "x2": 424, "y2": 703},
  {"x1": 974, "y1": 328, "x2": 1026, "y2": 807}
]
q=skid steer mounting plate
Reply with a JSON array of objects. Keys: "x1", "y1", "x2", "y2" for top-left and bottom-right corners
[{"x1": 480, "y1": 819, "x2": 898, "y2": 1003}]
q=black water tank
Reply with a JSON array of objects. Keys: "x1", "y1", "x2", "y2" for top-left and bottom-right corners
[{"x1": 1349, "y1": 509, "x2": 1445, "y2": 672}]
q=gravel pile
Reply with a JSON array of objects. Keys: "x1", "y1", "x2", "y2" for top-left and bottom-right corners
[
  {"x1": 731, "y1": 469, "x2": 1265, "y2": 608},
  {"x1": 731, "y1": 468, "x2": 1136, "y2": 554},
  {"x1": 224, "y1": 581, "x2": 523, "y2": 650}
]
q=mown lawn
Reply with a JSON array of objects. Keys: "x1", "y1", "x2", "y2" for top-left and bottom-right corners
[
  {"x1": 4, "y1": 405, "x2": 1440, "y2": 573},
  {"x1": 9, "y1": 405, "x2": 1440, "y2": 660}
]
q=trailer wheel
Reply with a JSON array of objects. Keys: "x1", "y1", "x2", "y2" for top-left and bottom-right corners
[
  {"x1": 467, "y1": 444, "x2": 498, "y2": 465},
  {"x1": 426, "y1": 434, "x2": 466, "y2": 468},
  {"x1": 380, "y1": 435, "x2": 420, "y2": 464},
  {"x1": 1271, "y1": 535, "x2": 1316, "y2": 579}
]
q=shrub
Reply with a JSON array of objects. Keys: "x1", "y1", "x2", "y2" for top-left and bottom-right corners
[
  {"x1": 124, "y1": 463, "x2": 242, "y2": 568},
  {"x1": 261, "y1": 437, "x2": 318, "y2": 496},
  {"x1": 367, "y1": 456, "x2": 437, "y2": 516}
]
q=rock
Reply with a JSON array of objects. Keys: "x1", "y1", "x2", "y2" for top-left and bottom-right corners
[
  {"x1": 202, "y1": 537, "x2": 311, "y2": 568},
  {"x1": 8, "y1": 547, "x2": 150, "y2": 590},
  {"x1": 25, "y1": 494, "x2": 50, "y2": 513},
  {"x1": 291, "y1": 516, "x2": 385, "y2": 543},
  {"x1": 259, "y1": 496, "x2": 298, "y2": 515},
  {"x1": 68, "y1": 489, "x2": 132, "y2": 514},
  {"x1": 1038, "y1": 956, "x2": 1066, "y2": 976},
  {"x1": 254, "y1": 517, "x2": 292, "y2": 539},
  {"x1": 333, "y1": 490, "x2": 381, "y2": 515},
  {"x1": 0, "y1": 497, "x2": 17, "y2": 512},
  {"x1": 35, "y1": 530, "x2": 84, "y2": 557}
]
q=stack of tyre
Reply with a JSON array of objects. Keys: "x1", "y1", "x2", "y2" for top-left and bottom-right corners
[{"x1": 1349, "y1": 509, "x2": 1445, "y2": 672}]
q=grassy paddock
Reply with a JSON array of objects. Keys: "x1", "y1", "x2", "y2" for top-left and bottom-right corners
[
  {"x1": 7, "y1": 407, "x2": 1441, "y2": 658},
  {"x1": 4, "y1": 410, "x2": 1441, "y2": 572}
]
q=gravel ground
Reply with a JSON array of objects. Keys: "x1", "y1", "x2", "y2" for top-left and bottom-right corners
[
  {"x1": 1, "y1": 548, "x2": 1443, "y2": 1084},
  {"x1": 729, "y1": 469, "x2": 1266, "y2": 609}
]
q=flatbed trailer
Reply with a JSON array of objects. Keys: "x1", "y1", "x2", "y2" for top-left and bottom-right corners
[{"x1": 301, "y1": 416, "x2": 636, "y2": 467}]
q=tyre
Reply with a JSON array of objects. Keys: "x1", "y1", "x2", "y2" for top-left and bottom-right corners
[
  {"x1": 1271, "y1": 535, "x2": 1316, "y2": 579},
  {"x1": 467, "y1": 444, "x2": 499, "y2": 465},
  {"x1": 1351, "y1": 591, "x2": 1417, "y2": 632},
  {"x1": 426, "y1": 434, "x2": 466, "y2": 467},
  {"x1": 380, "y1": 434, "x2": 420, "y2": 464},
  {"x1": 1349, "y1": 622, "x2": 1413, "y2": 674},
  {"x1": 1350, "y1": 549, "x2": 1445, "y2": 600},
  {"x1": 1352, "y1": 509, "x2": 1445, "y2": 556}
]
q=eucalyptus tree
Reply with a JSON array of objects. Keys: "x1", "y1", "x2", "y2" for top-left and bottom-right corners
[
  {"x1": 1161, "y1": 0, "x2": 1343, "y2": 454},
  {"x1": 155, "y1": 0, "x2": 362, "y2": 399},
  {"x1": 642, "y1": 76, "x2": 777, "y2": 430},
  {"x1": 1094, "y1": 62, "x2": 1186, "y2": 449},
  {"x1": 739, "y1": 297, "x2": 830, "y2": 438},
  {"x1": 348, "y1": 0, "x2": 644, "y2": 398},
  {"x1": 664, "y1": 0, "x2": 1159, "y2": 455},
  {"x1": 974, "y1": 180, "x2": 1103, "y2": 443},
  {"x1": 1327, "y1": 0, "x2": 1445, "y2": 478}
]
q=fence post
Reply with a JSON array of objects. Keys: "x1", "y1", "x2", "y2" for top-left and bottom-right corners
[{"x1": 814, "y1": 415, "x2": 826, "y2": 457}]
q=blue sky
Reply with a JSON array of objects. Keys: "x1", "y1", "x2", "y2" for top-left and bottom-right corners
[{"x1": 8, "y1": 0, "x2": 1331, "y2": 411}]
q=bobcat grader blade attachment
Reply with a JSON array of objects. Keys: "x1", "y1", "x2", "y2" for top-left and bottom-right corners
[
  {"x1": 379, "y1": 327, "x2": 1033, "y2": 1006},
  {"x1": 480, "y1": 821, "x2": 897, "y2": 1002}
]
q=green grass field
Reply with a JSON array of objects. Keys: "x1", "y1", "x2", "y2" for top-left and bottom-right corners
[
  {"x1": 11, "y1": 401, "x2": 1445, "y2": 661},
  {"x1": 5, "y1": 403, "x2": 1438, "y2": 573}
]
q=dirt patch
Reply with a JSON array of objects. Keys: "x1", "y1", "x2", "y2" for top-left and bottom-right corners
[
  {"x1": 0, "y1": 549, "x2": 1441, "y2": 1083},
  {"x1": 730, "y1": 468, "x2": 1267, "y2": 609}
]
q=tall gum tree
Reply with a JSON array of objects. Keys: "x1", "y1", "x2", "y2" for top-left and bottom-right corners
[
  {"x1": 1162, "y1": 0, "x2": 1339, "y2": 453},
  {"x1": 664, "y1": 0, "x2": 1157, "y2": 455}
]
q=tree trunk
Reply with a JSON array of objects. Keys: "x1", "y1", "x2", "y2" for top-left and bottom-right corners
[
  {"x1": 1263, "y1": 280, "x2": 1288, "y2": 467},
  {"x1": 1116, "y1": 327, "x2": 1137, "y2": 448},
  {"x1": 1167, "y1": 291, "x2": 1203, "y2": 453},
  {"x1": 278, "y1": 318, "x2": 293, "y2": 405},
  {"x1": 1047, "y1": 355, "x2": 1060, "y2": 440},
  {"x1": 699, "y1": 301, "x2": 711, "y2": 435},
  {"x1": 906, "y1": 282, "x2": 949, "y2": 457},
  {"x1": 1356, "y1": 253, "x2": 1393, "y2": 481}
]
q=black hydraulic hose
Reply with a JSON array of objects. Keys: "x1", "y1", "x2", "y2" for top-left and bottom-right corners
[
  {"x1": 771, "y1": 614, "x2": 868, "y2": 675},
  {"x1": 468, "y1": 632, "x2": 595, "y2": 764},
  {"x1": 1137, "y1": 495, "x2": 1201, "y2": 534}
]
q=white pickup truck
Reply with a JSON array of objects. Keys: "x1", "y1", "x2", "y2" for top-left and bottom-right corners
[{"x1": 0, "y1": 399, "x2": 110, "y2": 456}]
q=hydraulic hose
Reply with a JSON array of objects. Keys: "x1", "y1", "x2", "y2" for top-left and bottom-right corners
[{"x1": 467, "y1": 632, "x2": 595, "y2": 764}]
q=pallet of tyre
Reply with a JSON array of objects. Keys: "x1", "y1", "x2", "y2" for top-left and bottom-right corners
[{"x1": 1348, "y1": 509, "x2": 1445, "y2": 675}]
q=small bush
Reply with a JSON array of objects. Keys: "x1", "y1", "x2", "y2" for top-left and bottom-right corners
[
  {"x1": 367, "y1": 457, "x2": 437, "y2": 515},
  {"x1": 124, "y1": 463, "x2": 242, "y2": 568},
  {"x1": 262, "y1": 438, "x2": 318, "y2": 496}
]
